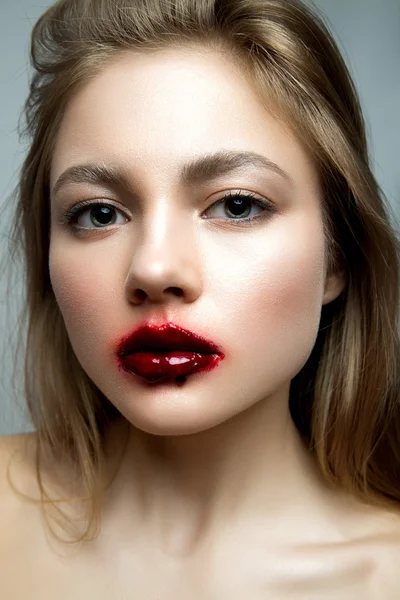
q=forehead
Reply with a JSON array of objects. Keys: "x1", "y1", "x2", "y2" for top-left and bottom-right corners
[{"x1": 50, "y1": 48, "x2": 319, "y2": 195}]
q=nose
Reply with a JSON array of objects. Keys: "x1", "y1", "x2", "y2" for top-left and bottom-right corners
[{"x1": 124, "y1": 209, "x2": 202, "y2": 306}]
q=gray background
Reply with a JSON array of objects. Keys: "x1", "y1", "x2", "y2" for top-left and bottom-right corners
[{"x1": 1, "y1": 0, "x2": 399, "y2": 436}]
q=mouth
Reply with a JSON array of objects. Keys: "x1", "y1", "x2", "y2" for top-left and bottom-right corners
[{"x1": 116, "y1": 322, "x2": 225, "y2": 384}]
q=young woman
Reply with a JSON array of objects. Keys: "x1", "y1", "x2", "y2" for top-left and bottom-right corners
[{"x1": 1, "y1": 0, "x2": 399, "y2": 597}]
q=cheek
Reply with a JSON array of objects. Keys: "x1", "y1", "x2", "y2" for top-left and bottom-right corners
[
  {"x1": 49, "y1": 245, "x2": 112, "y2": 341},
  {"x1": 257, "y1": 244, "x2": 325, "y2": 325},
  {"x1": 227, "y1": 224, "x2": 326, "y2": 383}
]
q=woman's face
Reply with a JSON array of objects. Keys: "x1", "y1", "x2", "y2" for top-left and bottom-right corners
[{"x1": 49, "y1": 48, "x2": 343, "y2": 435}]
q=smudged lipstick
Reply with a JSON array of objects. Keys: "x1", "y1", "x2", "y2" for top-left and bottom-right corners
[{"x1": 115, "y1": 322, "x2": 225, "y2": 384}]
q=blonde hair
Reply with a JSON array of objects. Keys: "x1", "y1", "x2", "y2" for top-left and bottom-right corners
[{"x1": 4, "y1": 0, "x2": 400, "y2": 544}]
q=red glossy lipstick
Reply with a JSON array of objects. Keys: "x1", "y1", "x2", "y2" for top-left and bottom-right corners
[{"x1": 116, "y1": 322, "x2": 225, "y2": 384}]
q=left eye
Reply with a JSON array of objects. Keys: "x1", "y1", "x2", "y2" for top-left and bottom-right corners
[{"x1": 205, "y1": 191, "x2": 273, "y2": 221}]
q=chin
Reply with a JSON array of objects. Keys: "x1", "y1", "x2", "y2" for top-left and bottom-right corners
[{"x1": 116, "y1": 396, "x2": 233, "y2": 438}]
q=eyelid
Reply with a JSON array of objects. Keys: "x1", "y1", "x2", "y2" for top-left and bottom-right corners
[{"x1": 214, "y1": 189, "x2": 265, "y2": 203}]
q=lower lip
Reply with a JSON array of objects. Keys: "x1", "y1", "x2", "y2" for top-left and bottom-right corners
[{"x1": 118, "y1": 350, "x2": 223, "y2": 383}]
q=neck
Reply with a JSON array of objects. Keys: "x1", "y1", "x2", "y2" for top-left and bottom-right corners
[{"x1": 100, "y1": 384, "x2": 338, "y2": 556}]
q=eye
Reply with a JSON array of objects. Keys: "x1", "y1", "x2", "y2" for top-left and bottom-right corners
[
  {"x1": 203, "y1": 190, "x2": 276, "y2": 226},
  {"x1": 61, "y1": 201, "x2": 128, "y2": 230},
  {"x1": 60, "y1": 190, "x2": 276, "y2": 233}
]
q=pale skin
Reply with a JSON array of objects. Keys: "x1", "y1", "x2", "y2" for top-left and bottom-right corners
[{"x1": 1, "y1": 46, "x2": 400, "y2": 598}]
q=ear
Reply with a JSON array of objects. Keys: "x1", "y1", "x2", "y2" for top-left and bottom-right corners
[{"x1": 322, "y1": 270, "x2": 346, "y2": 305}]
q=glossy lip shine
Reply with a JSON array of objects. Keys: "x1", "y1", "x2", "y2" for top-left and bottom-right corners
[{"x1": 115, "y1": 322, "x2": 225, "y2": 384}]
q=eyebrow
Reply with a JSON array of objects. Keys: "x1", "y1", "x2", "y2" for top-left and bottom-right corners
[{"x1": 51, "y1": 150, "x2": 292, "y2": 199}]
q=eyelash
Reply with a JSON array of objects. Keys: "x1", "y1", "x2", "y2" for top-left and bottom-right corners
[{"x1": 59, "y1": 190, "x2": 276, "y2": 232}]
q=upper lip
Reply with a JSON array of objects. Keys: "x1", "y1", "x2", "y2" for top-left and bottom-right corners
[{"x1": 117, "y1": 322, "x2": 222, "y2": 356}]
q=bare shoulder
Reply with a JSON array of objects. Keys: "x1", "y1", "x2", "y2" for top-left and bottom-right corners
[
  {"x1": 0, "y1": 431, "x2": 38, "y2": 517},
  {"x1": 353, "y1": 508, "x2": 400, "y2": 598},
  {"x1": 369, "y1": 523, "x2": 400, "y2": 598},
  {"x1": 0, "y1": 430, "x2": 37, "y2": 476}
]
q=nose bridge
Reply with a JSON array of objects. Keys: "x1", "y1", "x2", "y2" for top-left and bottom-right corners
[
  {"x1": 138, "y1": 200, "x2": 188, "y2": 268},
  {"x1": 125, "y1": 198, "x2": 201, "y2": 303}
]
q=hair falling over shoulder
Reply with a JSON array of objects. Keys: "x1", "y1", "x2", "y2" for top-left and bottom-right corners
[{"x1": 2, "y1": 0, "x2": 400, "y2": 544}]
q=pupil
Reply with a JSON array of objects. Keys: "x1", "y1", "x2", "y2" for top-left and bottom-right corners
[
  {"x1": 227, "y1": 197, "x2": 250, "y2": 217},
  {"x1": 92, "y1": 206, "x2": 114, "y2": 225}
]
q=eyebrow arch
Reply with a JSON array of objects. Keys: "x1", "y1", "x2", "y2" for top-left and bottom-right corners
[{"x1": 51, "y1": 150, "x2": 292, "y2": 199}]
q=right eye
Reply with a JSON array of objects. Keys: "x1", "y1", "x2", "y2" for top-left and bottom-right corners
[{"x1": 61, "y1": 201, "x2": 129, "y2": 230}]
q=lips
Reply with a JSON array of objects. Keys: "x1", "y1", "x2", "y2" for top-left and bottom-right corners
[{"x1": 116, "y1": 322, "x2": 224, "y2": 383}]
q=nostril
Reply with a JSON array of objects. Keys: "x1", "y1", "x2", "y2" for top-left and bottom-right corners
[
  {"x1": 132, "y1": 287, "x2": 183, "y2": 302},
  {"x1": 168, "y1": 287, "x2": 183, "y2": 297}
]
